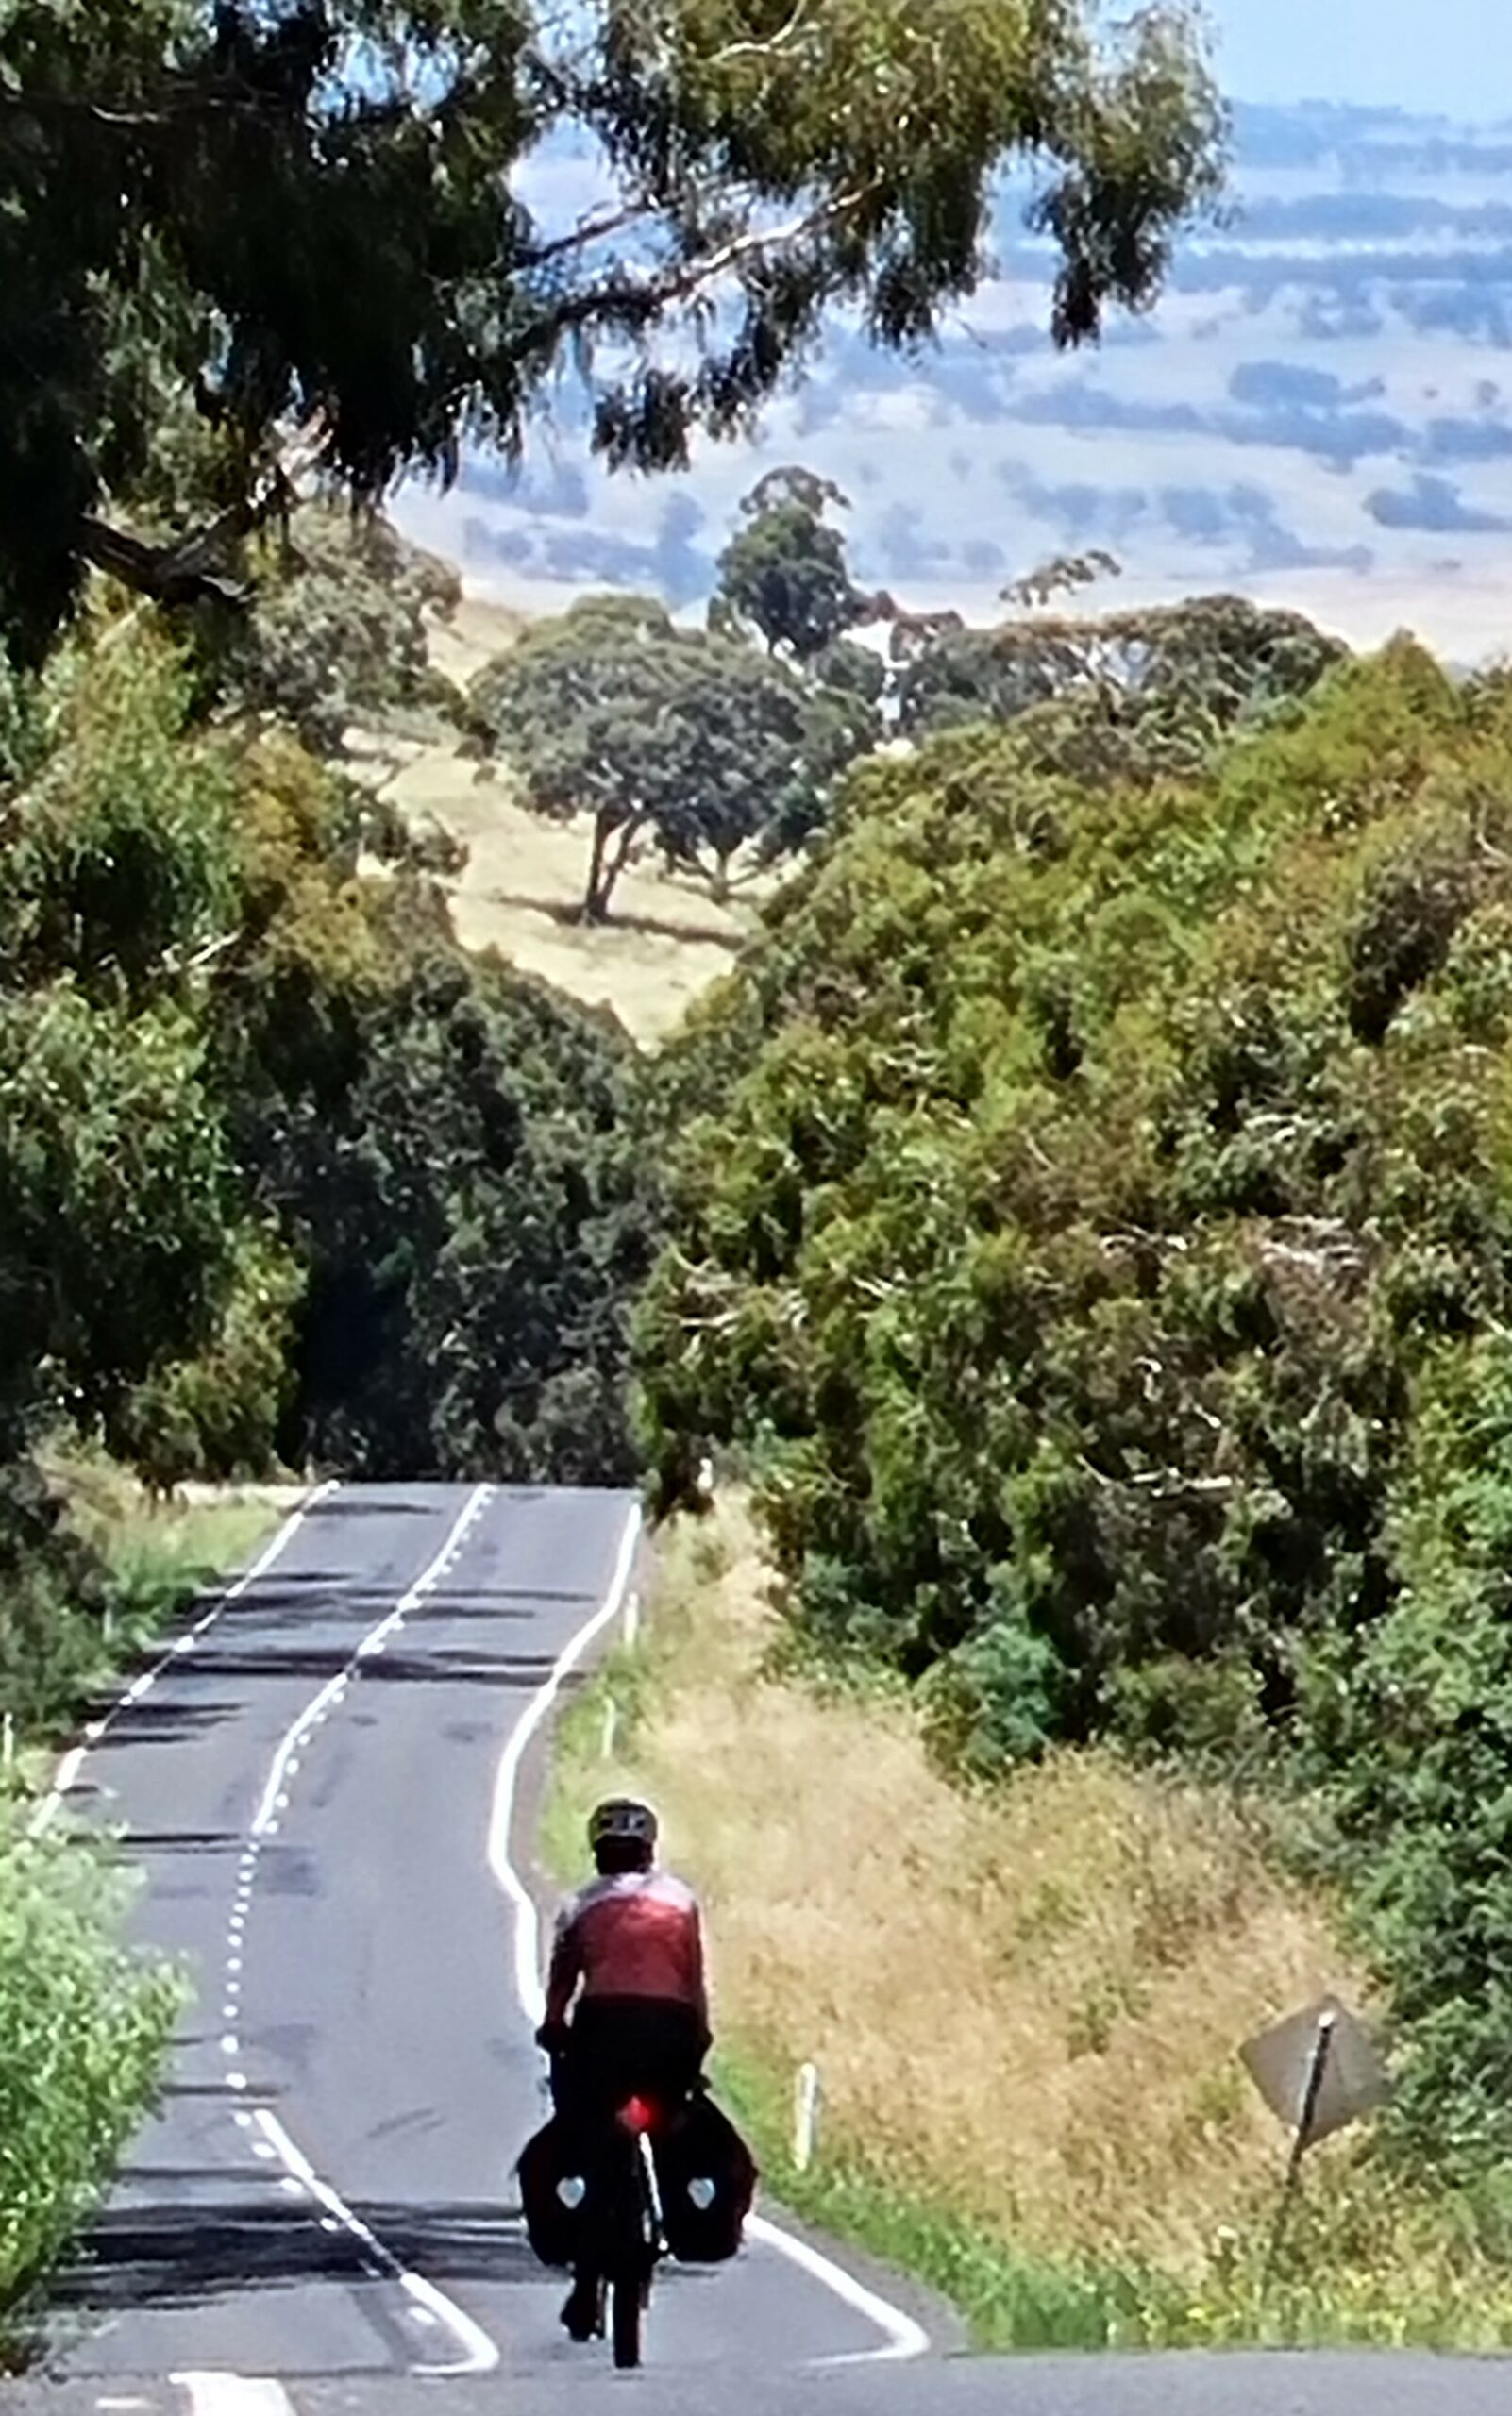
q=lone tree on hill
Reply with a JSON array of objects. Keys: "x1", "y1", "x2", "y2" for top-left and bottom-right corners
[
  {"x1": 1, "y1": 0, "x2": 1225, "y2": 663},
  {"x1": 468, "y1": 596, "x2": 858, "y2": 921}
]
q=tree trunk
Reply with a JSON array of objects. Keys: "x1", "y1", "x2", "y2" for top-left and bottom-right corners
[
  {"x1": 582, "y1": 810, "x2": 647, "y2": 922},
  {"x1": 581, "y1": 812, "x2": 613, "y2": 922}
]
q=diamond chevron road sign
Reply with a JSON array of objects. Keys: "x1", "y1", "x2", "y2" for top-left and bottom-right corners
[{"x1": 1240, "y1": 1994, "x2": 1389, "y2": 2147}]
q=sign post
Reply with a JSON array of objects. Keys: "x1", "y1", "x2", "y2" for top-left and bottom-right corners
[
  {"x1": 1239, "y1": 1994, "x2": 1388, "y2": 2281},
  {"x1": 1267, "y1": 2005, "x2": 1334, "y2": 2279}
]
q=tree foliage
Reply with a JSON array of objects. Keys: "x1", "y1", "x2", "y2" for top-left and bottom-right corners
[
  {"x1": 215, "y1": 860, "x2": 660, "y2": 1482},
  {"x1": 711, "y1": 467, "x2": 870, "y2": 661},
  {"x1": 1315, "y1": 1334, "x2": 1512, "y2": 2175},
  {"x1": 0, "y1": 985, "x2": 235, "y2": 1456},
  {"x1": 636, "y1": 630, "x2": 1512, "y2": 2176},
  {"x1": 0, "y1": 645, "x2": 249, "y2": 1458},
  {"x1": 468, "y1": 594, "x2": 876, "y2": 915},
  {"x1": 895, "y1": 593, "x2": 1346, "y2": 769},
  {"x1": 225, "y1": 505, "x2": 464, "y2": 754},
  {"x1": 0, "y1": 0, "x2": 1224, "y2": 661},
  {"x1": 0, "y1": 631, "x2": 659, "y2": 1510}
]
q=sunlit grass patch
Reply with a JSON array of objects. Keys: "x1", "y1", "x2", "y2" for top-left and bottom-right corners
[{"x1": 544, "y1": 1495, "x2": 1512, "y2": 2350}]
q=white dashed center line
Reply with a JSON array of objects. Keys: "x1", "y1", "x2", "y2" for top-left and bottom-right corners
[{"x1": 218, "y1": 1485, "x2": 499, "y2": 2378}]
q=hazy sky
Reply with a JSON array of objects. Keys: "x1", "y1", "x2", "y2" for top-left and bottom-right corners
[{"x1": 1205, "y1": 0, "x2": 1512, "y2": 117}]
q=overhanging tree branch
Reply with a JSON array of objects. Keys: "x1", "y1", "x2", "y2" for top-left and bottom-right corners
[
  {"x1": 1, "y1": 1, "x2": 1226, "y2": 661},
  {"x1": 516, "y1": 200, "x2": 660, "y2": 268},
  {"x1": 520, "y1": 182, "x2": 880, "y2": 347},
  {"x1": 79, "y1": 414, "x2": 328, "y2": 613},
  {"x1": 710, "y1": 3, "x2": 818, "y2": 67},
  {"x1": 0, "y1": 71, "x2": 286, "y2": 135}
]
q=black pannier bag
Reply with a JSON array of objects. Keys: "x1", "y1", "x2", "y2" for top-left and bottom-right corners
[
  {"x1": 517, "y1": 2090, "x2": 758, "y2": 2270},
  {"x1": 516, "y1": 2112, "x2": 587, "y2": 2269},
  {"x1": 655, "y1": 2089, "x2": 759, "y2": 2264}
]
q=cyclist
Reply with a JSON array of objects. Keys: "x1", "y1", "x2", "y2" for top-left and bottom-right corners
[{"x1": 536, "y1": 1798, "x2": 711, "y2": 2339}]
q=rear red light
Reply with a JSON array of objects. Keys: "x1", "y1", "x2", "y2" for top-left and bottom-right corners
[{"x1": 617, "y1": 2094, "x2": 656, "y2": 2136}]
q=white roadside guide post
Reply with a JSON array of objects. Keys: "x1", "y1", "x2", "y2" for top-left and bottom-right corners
[
  {"x1": 1239, "y1": 1993, "x2": 1389, "y2": 2279},
  {"x1": 794, "y1": 2060, "x2": 823, "y2": 2173}
]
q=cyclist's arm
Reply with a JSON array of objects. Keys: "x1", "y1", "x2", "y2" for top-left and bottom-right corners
[
  {"x1": 689, "y1": 1906, "x2": 711, "y2": 2042},
  {"x1": 545, "y1": 1904, "x2": 583, "y2": 2027}
]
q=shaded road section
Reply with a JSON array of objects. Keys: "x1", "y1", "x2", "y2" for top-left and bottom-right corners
[{"x1": 47, "y1": 1483, "x2": 913, "y2": 2382}]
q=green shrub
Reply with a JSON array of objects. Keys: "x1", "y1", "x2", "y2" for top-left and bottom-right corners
[
  {"x1": 0, "y1": 1804, "x2": 181, "y2": 2359},
  {"x1": 637, "y1": 638, "x2": 1512, "y2": 2184},
  {"x1": 0, "y1": 1461, "x2": 114, "y2": 1739},
  {"x1": 1315, "y1": 1333, "x2": 1512, "y2": 2178}
]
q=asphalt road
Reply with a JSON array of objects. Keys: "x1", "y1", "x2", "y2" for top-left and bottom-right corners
[
  {"x1": 13, "y1": 1480, "x2": 1504, "y2": 2416},
  {"x1": 42, "y1": 1482, "x2": 928, "y2": 2385}
]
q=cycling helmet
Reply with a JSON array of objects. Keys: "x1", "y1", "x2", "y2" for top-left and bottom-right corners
[{"x1": 588, "y1": 1797, "x2": 659, "y2": 1851}]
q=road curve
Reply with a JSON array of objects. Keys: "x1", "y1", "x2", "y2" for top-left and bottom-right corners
[
  {"x1": 24, "y1": 1482, "x2": 1507, "y2": 2416},
  {"x1": 44, "y1": 1482, "x2": 928, "y2": 2384}
]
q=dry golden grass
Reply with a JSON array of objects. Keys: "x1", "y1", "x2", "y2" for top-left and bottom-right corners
[
  {"x1": 378, "y1": 743, "x2": 756, "y2": 1045},
  {"x1": 572, "y1": 1499, "x2": 1366, "y2": 2282},
  {"x1": 347, "y1": 588, "x2": 765, "y2": 1046},
  {"x1": 426, "y1": 594, "x2": 530, "y2": 688}
]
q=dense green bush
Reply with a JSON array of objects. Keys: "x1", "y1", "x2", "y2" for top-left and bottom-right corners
[
  {"x1": 0, "y1": 1464, "x2": 115, "y2": 1740},
  {"x1": 1314, "y1": 1334, "x2": 1512, "y2": 2179},
  {"x1": 637, "y1": 637, "x2": 1512, "y2": 2180},
  {"x1": 0, "y1": 1804, "x2": 181, "y2": 2358},
  {"x1": 0, "y1": 631, "x2": 660, "y2": 1513}
]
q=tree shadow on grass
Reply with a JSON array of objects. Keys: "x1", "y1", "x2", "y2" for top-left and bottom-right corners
[{"x1": 480, "y1": 888, "x2": 744, "y2": 949}]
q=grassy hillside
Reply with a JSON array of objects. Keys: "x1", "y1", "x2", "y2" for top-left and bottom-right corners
[
  {"x1": 365, "y1": 738, "x2": 757, "y2": 1047},
  {"x1": 349, "y1": 591, "x2": 767, "y2": 1048}
]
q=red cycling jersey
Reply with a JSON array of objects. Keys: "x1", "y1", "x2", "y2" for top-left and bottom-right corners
[{"x1": 545, "y1": 1870, "x2": 708, "y2": 2028}]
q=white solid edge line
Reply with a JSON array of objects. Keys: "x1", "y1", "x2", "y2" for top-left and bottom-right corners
[
  {"x1": 484, "y1": 1499, "x2": 930, "y2": 2366},
  {"x1": 486, "y1": 1500, "x2": 644, "y2": 2025},
  {"x1": 26, "y1": 1481, "x2": 341, "y2": 1838},
  {"x1": 746, "y1": 2215, "x2": 931, "y2": 2364}
]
